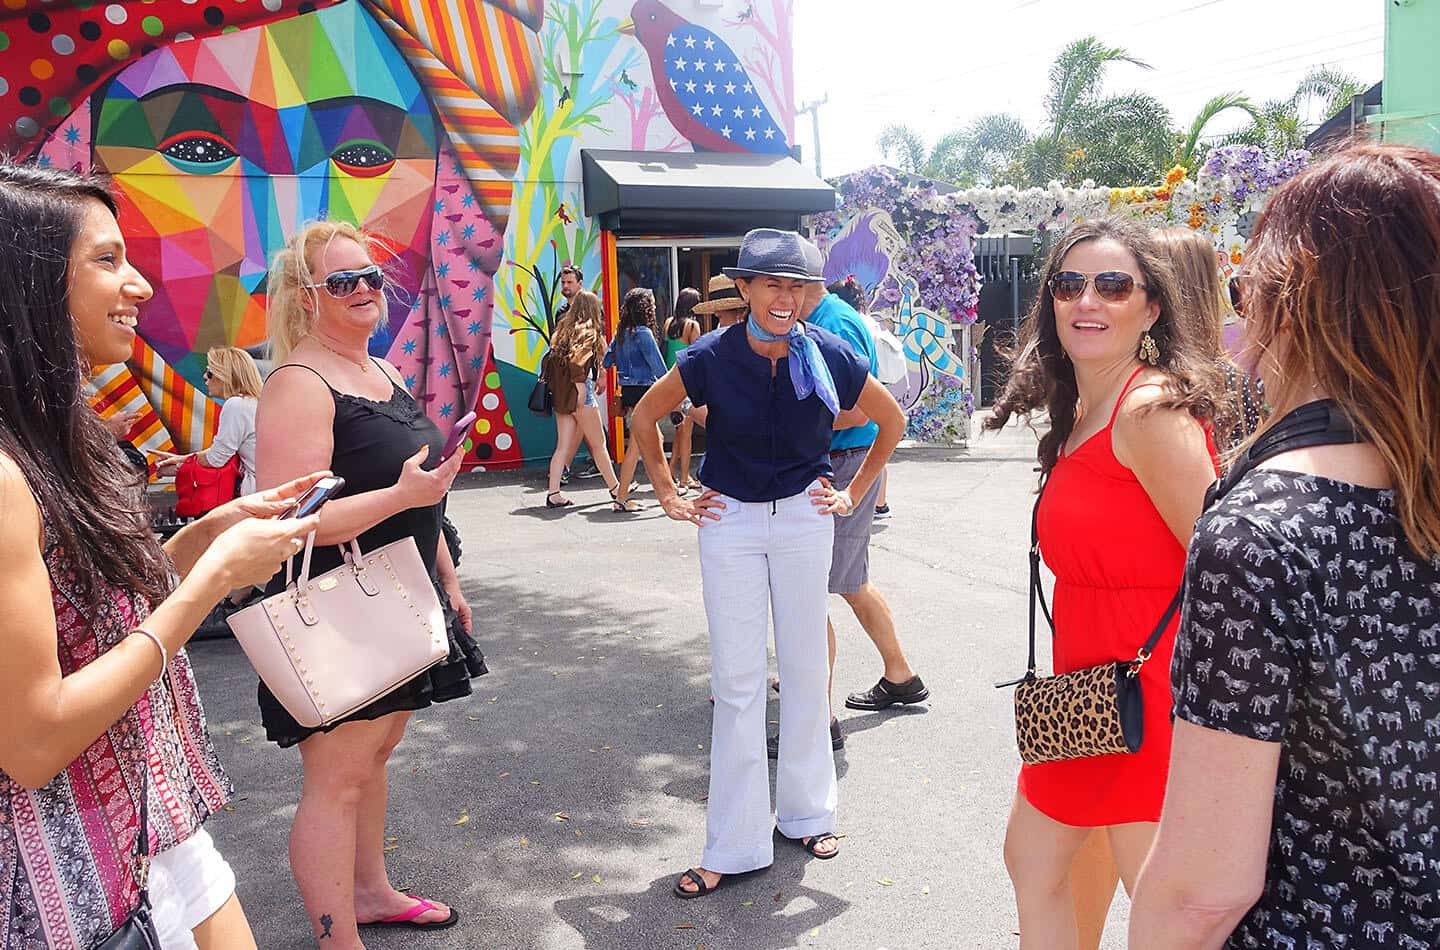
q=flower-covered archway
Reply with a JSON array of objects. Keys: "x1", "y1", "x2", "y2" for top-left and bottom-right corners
[{"x1": 812, "y1": 145, "x2": 1312, "y2": 445}]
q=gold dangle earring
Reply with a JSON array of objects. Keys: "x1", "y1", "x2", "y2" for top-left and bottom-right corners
[{"x1": 1139, "y1": 331, "x2": 1160, "y2": 365}]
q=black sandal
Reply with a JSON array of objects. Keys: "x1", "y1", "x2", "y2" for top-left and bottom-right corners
[
  {"x1": 545, "y1": 491, "x2": 573, "y2": 509},
  {"x1": 608, "y1": 482, "x2": 639, "y2": 501},
  {"x1": 673, "y1": 868, "x2": 718, "y2": 899},
  {"x1": 792, "y1": 833, "x2": 840, "y2": 860}
]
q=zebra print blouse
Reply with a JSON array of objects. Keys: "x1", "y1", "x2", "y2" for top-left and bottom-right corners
[{"x1": 1173, "y1": 469, "x2": 1440, "y2": 949}]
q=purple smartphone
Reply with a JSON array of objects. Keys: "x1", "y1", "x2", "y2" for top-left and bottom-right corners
[{"x1": 441, "y1": 411, "x2": 478, "y2": 461}]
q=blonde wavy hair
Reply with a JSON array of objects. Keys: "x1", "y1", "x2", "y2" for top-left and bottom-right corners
[
  {"x1": 266, "y1": 220, "x2": 393, "y2": 363},
  {"x1": 205, "y1": 346, "x2": 263, "y2": 399}
]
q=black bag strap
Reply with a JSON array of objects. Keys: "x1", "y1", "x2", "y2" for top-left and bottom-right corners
[{"x1": 998, "y1": 399, "x2": 1361, "y2": 688}]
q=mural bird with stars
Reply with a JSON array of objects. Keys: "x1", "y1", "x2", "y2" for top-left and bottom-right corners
[{"x1": 619, "y1": 0, "x2": 791, "y2": 155}]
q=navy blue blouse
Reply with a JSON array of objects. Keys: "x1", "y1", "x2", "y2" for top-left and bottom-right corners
[{"x1": 677, "y1": 322, "x2": 869, "y2": 502}]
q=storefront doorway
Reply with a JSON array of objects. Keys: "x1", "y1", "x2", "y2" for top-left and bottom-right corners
[{"x1": 617, "y1": 238, "x2": 740, "y2": 328}]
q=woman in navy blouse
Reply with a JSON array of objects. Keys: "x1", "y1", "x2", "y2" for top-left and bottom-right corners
[{"x1": 631, "y1": 229, "x2": 905, "y2": 899}]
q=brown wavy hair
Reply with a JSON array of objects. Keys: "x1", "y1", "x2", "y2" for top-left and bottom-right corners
[
  {"x1": 984, "y1": 216, "x2": 1227, "y2": 476},
  {"x1": 1240, "y1": 142, "x2": 1440, "y2": 557}
]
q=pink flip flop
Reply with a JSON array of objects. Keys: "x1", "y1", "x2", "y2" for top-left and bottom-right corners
[{"x1": 359, "y1": 895, "x2": 459, "y2": 930}]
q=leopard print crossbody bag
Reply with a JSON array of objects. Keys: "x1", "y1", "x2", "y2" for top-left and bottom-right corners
[{"x1": 998, "y1": 399, "x2": 1360, "y2": 766}]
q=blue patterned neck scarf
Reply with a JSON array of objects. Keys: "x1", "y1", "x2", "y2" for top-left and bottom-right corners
[{"x1": 747, "y1": 315, "x2": 840, "y2": 417}]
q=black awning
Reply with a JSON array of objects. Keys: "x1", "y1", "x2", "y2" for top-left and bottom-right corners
[{"x1": 581, "y1": 149, "x2": 836, "y2": 235}]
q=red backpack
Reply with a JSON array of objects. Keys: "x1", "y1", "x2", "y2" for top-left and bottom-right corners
[{"x1": 173, "y1": 454, "x2": 243, "y2": 517}]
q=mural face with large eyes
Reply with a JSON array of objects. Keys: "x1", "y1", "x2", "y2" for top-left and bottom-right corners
[{"x1": 91, "y1": 2, "x2": 438, "y2": 380}]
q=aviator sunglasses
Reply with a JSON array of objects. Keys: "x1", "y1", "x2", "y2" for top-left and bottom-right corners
[
  {"x1": 1048, "y1": 271, "x2": 1147, "y2": 303},
  {"x1": 305, "y1": 266, "x2": 387, "y2": 298}
]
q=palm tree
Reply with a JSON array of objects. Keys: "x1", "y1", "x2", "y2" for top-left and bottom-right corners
[
  {"x1": 1019, "y1": 37, "x2": 1173, "y2": 186},
  {"x1": 877, "y1": 115, "x2": 1031, "y2": 187},
  {"x1": 1174, "y1": 93, "x2": 1260, "y2": 169},
  {"x1": 1223, "y1": 66, "x2": 1368, "y2": 153}
]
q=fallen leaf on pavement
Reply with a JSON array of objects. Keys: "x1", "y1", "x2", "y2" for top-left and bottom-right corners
[
  {"x1": 553, "y1": 812, "x2": 570, "y2": 821},
  {"x1": 921, "y1": 885, "x2": 931, "y2": 896},
  {"x1": 519, "y1": 837, "x2": 529, "y2": 846},
  {"x1": 877, "y1": 878, "x2": 894, "y2": 887},
  {"x1": 591, "y1": 874, "x2": 602, "y2": 884},
  {"x1": 454, "y1": 812, "x2": 470, "y2": 825},
  {"x1": 739, "y1": 900, "x2": 753, "y2": 907},
  {"x1": 675, "y1": 923, "x2": 695, "y2": 930},
  {"x1": 572, "y1": 872, "x2": 583, "y2": 880}
]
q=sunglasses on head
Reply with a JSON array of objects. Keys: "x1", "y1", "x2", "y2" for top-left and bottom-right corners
[
  {"x1": 1048, "y1": 271, "x2": 1146, "y2": 303},
  {"x1": 305, "y1": 266, "x2": 386, "y2": 298}
]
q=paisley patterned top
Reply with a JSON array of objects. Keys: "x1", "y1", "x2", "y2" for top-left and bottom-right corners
[
  {"x1": 1174, "y1": 470, "x2": 1440, "y2": 949},
  {"x1": 0, "y1": 526, "x2": 231, "y2": 949}
]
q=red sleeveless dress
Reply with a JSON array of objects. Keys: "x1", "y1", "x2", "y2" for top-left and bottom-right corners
[{"x1": 1019, "y1": 368, "x2": 1217, "y2": 826}]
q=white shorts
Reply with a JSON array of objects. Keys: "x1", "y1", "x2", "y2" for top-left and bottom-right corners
[{"x1": 148, "y1": 827, "x2": 237, "y2": 949}]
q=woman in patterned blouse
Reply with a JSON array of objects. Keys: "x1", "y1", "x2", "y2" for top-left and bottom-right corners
[
  {"x1": 0, "y1": 164, "x2": 323, "y2": 948},
  {"x1": 1132, "y1": 143, "x2": 1440, "y2": 948}
]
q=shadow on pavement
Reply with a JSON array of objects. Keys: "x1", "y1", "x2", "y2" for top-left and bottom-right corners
[{"x1": 193, "y1": 563, "x2": 853, "y2": 949}]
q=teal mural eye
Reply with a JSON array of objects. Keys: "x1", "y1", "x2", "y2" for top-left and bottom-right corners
[
  {"x1": 157, "y1": 132, "x2": 239, "y2": 172},
  {"x1": 331, "y1": 140, "x2": 396, "y2": 178}
]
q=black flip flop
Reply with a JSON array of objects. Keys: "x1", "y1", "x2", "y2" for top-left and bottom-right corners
[
  {"x1": 790, "y1": 833, "x2": 840, "y2": 860},
  {"x1": 673, "y1": 868, "x2": 719, "y2": 899}
]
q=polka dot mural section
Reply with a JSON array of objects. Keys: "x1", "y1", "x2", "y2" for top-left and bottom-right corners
[
  {"x1": 0, "y1": 0, "x2": 347, "y2": 151},
  {"x1": 465, "y1": 351, "x2": 522, "y2": 471}
]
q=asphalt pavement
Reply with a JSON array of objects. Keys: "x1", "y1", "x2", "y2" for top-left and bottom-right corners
[{"x1": 190, "y1": 416, "x2": 1131, "y2": 949}]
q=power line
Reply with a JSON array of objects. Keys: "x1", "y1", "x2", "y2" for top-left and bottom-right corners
[
  {"x1": 1145, "y1": 30, "x2": 1382, "y2": 88},
  {"x1": 1155, "y1": 40, "x2": 1383, "y2": 101}
]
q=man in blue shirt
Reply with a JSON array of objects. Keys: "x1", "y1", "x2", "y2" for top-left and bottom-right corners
[{"x1": 797, "y1": 248, "x2": 929, "y2": 733}]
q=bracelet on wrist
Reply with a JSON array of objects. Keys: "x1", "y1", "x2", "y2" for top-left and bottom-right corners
[{"x1": 130, "y1": 627, "x2": 168, "y2": 680}]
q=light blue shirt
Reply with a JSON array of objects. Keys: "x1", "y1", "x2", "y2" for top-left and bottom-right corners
[{"x1": 805, "y1": 294, "x2": 878, "y2": 451}]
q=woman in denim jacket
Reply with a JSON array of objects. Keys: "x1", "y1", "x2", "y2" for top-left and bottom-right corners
[{"x1": 605, "y1": 288, "x2": 668, "y2": 512}]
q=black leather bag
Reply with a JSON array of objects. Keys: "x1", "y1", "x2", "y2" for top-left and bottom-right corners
[
  {"x1": 998, "y1": 400, "x2": 1360, "y2": 766},
  {"x1": 527, "y1": 377, "x2": 553, "y2": 416},
  {"x1": 96, "y1": 771, "x2": 161, "y2": 949}
]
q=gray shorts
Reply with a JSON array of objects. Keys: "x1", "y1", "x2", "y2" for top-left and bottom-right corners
[{"x1": 827, "y1": 446, "x2": 880, "y2": 594}]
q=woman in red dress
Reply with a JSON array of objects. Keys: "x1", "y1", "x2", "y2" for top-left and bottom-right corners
[{"x1": 987, "y1": 217, "x2": 1225, "y2": 949}]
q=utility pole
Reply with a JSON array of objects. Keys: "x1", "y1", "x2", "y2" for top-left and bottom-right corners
[{"x1": 796, "y1": 95, "x2": 828, "y2": 178}]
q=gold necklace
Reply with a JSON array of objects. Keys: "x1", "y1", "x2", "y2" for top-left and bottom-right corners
[{"x1": 312, "y1": 337, "x2": 369, "y2": 372}]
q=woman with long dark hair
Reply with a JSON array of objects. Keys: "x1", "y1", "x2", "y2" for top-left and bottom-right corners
[
  {"x1": 1133, "y1": 142, "x2": 1440, "y2": 949},
  {"x1": 0, "y1": 164, "x2": 322, "y2": 949},
  {"x1": 986, "y1": 216, "x2": 1223, "y2": 949},
  {"x1": 664, "y1": 286, "x2": 704, "y2": 490},
  {"x1": 605, "y1": 287, "x2": 668, "y2": 511}
]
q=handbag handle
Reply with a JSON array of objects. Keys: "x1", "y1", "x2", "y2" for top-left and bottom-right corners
[
  {"x1": 997, "y1": 399, "x2": 1361, "y2": 689},
  {"x1": 284, "y1": 533, "x2": 380, "y2": 626}
]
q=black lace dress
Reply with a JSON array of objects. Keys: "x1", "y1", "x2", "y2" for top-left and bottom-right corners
[{"x1": 258, "y1": 365, "x2": 487, "y2": 747}]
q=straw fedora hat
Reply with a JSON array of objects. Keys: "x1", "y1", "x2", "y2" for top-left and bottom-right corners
[{"x1": 692, "y1": 274, "x2": 749, "y2": 315}]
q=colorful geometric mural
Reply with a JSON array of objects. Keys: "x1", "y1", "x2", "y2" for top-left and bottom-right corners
[{"x1": 1, "y1": 0, "x2": 795, "y2": 468}]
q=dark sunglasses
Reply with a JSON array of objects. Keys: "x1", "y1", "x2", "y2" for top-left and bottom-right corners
[
  {"x1": 202, "y1": 369, "x2": 215, "y2": 380},
  {"x1": 305, "y1": 266, "x2": 386, "y2": 298},
  {"x1": 1048, "y1": 271, "x2": 1147, "y2": 303}
]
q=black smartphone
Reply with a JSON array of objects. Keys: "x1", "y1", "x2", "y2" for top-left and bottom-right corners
[{"x1": 280, "y1": 476, "x2": 346, "y2": 519}]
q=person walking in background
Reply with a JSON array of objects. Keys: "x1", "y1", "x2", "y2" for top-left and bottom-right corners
[
  {"x1": 628, "y1": 228, "x2": 905, "y2": 899},
  {"x1": 156, "y1": 346, "x2": 264, "y2": 495},
  {"x1": 605, "y1": 288, "x2": 668, "y2": 512},
  {"x1": 256, "y1": 220, "x2": 486, "y2": 947},
  {"x1": 664, "y1": 286, "x2": 704, "y2": 491},
  {"x1": 681, "y1": 275, "x2": 753, "y2": 436},
  {"x1": 986, "y1": 216, "x2": 1225, "y2": 950},
  {"x1": 555, "y1": 264, "x2": 583, "y2": 321},
  {"x1": 0, "y1": 162, "x2": 322, "y2": 950},
  {"x1": 544, "y1": 289, "x2": 625, "y2": 509},
  {"x1": 828, "y1": 275, "x2": 892, "y2": 518},
  {"x1": 1132, "y1": 142, "x2": 1440, "y2": 950},
  {"x1": 794, "y1": 251, "x2": 929, "y2": 754},
  {"x1": 1155, "y1": 228, "x2": 1264, "y2": 449}
]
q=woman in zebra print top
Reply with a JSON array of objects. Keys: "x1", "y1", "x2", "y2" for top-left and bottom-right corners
[{"x1": 1131, "y1": 143, "x2": 1440, "y2": 949}]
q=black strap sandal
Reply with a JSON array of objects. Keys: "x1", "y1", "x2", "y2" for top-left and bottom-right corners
[
  {"x1": 673, "y1": 868, "x2": 716, "y2": 899},
  {"x1": 797, "y1": 833, "x2": 840, "y2": 860},
  {"x1": 545, "y1": 491, "x2": 573, "y2": 509}
]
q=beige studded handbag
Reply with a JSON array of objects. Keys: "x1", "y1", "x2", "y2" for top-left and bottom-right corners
[{"x1": 226, "y1": 533, "x2": 449, "y2": 729}]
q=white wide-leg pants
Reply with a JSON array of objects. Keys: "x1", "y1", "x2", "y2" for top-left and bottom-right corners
[{"x1": 698, "y1": 482, "x2": 838, "y2": 874}]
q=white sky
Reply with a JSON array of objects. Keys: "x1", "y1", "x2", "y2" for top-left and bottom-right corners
[{"x1": 792, "y1": 0, "x2": 1387, "y2": 179}]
